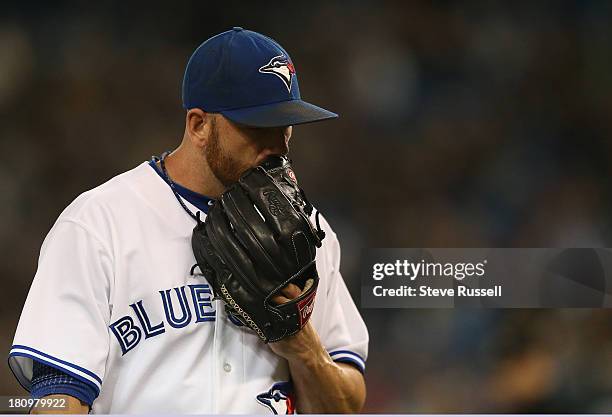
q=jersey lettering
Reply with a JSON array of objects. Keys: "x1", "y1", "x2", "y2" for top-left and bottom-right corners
[
  {"x1": 110, "y1": 284, "x2": 215, "y2": 354},
  {"x1": 129, "y1": 300, "x2": 165, "y2": 338},
  {"x1": 189, "y1": 284, "x2": 215, "y2": 322},
  {"x1": 109, "y1": 317, "x2": 142, "y2": 355}
]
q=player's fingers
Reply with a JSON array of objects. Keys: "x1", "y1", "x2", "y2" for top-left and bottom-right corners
[
  {"x1": 271, "y1": 294, "x2": 290, "y2": 305},
  {"x1": 271, "y1": 283, "x2": 302, "y2": 305},
  {"x1": 281, "y1": 283, "x2": 302, "y2": 299}
]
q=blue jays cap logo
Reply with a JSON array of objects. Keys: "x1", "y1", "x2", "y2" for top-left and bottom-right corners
[{"x1": 259, "y1": 55, "x2": 296, "y2": 92}]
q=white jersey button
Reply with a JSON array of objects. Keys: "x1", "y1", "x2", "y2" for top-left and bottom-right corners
[{"x1": 223, "y1": 363, "x2": 232, "y2": 372}]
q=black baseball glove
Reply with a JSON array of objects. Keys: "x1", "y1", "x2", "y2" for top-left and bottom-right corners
[{"x1": 191, "y1": 155, "x2": 325, "y2": 342}]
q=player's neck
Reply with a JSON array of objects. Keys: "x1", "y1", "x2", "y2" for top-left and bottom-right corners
[{"x1": 161, "y1": 145, "x2": 225, "y2": 199}]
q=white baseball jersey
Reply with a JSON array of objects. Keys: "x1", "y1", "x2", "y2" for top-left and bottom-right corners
[{"x1": 9, "y1": 161, "x2": 369, "y2": 414}]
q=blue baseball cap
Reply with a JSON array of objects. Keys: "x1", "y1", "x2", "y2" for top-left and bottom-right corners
[{"x1": 182, "y1": 27, "x2": 338, "y2": 128}]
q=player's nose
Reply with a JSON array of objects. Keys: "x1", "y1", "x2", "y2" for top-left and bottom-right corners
[
  {"x1": 255, "y1": 127, "x2": 291, "y2": 165},
  {"x1": 262, "y1": 126, "x2": 291, "y2": 155}
]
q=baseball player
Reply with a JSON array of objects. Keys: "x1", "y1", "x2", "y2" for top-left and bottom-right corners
[{"x1": 9, "y1": 27, "x2": 368, "y2": 414}]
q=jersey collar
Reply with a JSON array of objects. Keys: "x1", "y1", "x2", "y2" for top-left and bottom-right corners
[{"x1": 148, "y1": 159, "x2": 213, "y2": 214}]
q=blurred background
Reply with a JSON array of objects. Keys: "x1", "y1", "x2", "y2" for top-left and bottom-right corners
[{"x1": 1, "y1": 0, "x2": 612, "y2": 413}]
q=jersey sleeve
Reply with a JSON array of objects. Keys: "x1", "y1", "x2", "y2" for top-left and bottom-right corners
[
  {"x1": 316, "y1": 220, "x2": 369, "y2": 373},
  {"x1": 9, "y1": 217, "x2": 112, "y2": 399}
]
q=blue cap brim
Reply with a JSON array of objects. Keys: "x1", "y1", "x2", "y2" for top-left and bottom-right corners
[{"x1": 220, "y1": 99, "x2": 338, "y2": 128}]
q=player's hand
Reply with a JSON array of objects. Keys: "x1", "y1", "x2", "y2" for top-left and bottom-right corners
[
  {"x1": 271, "y1": 283, "x2": 302, "y2": 304},
  {"x1": 269, "y1": 283, "x2": 323, "y2": 361},
  {"x1": 268, "y1": 319, "x2": 321, "y2": 361}
]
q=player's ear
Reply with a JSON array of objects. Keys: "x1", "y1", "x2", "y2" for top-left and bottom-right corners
[{"x1": 185, "y1": 108, "x2": 211, "y2": 148}]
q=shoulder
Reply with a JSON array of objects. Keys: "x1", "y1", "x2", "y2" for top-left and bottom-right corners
[
  {"x1": 57, "y1": 162, "x2": 154, "y2": 224},
  {"x1": 44, "y1": 162, "x2": 157, "y2": 250}
]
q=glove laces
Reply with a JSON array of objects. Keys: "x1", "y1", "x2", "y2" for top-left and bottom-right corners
[{"x1": 300, "y1": 189, "x2": 326, "y2": 245}]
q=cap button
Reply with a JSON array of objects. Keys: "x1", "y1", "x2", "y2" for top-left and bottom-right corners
[{"x1": 232, "y1": 26, "x2": 243, "y2": 31}]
